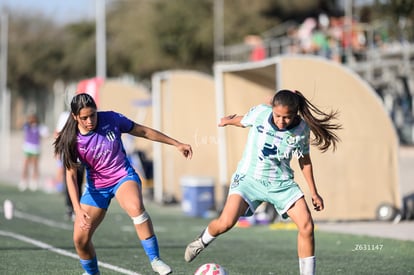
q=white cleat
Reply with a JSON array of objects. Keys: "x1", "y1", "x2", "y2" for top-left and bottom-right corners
[
  {"x1": 184, "y1": 237, "x2": 206, "y2": 262},
  {"x1": 151, "y1": 257, "x2": 172, "y2": 275}
]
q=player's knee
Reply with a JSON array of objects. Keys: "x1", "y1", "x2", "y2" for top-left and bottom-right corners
[
  {"x1": 298, "y1": 219, "x2": 314, "y2": 237},
  {"x1": 73, "y1": 234, "x2": 90, "y2": 250},
  {"x1": 132, "y1": 211, "x2": 150, "y2": 224}
]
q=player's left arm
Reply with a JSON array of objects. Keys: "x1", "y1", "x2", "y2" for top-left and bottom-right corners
[
  {"x1": 129, "y1": 123, "x2": 192, "y2": 159},
  {"x1": 298, "y1": 154, "x2": 324, "y2": 211}
]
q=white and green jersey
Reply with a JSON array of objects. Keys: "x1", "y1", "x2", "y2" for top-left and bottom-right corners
[{"x1": 237, "y1": 104, "x2": 310, "y2": 182}]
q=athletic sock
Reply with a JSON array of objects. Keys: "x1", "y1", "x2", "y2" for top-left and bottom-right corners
[
  {"x1": 141, "y1": 235, "x2": 160, "y2": 262},
  {"x1": 79, "y1": 256, "x2": 99, "y2": 275},
  {"x1": 299, "y1": 256, "x2": 315, "y2": 275},
  {"x1": 201, "y1": 227, "x2": 216, "y2": 245}
]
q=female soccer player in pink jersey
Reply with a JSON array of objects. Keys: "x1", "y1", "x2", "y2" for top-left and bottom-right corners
[{"x1": 55, "y1": 93, "x2": 192, "y2": 275}]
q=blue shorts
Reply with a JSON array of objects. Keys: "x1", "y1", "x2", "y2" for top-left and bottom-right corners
[
  {"x1": 228, "y1": 173, "x2": 304, "y2": 218},
  {"x1": 80, "y1": 173, "x2": 141, "y2": 210}
]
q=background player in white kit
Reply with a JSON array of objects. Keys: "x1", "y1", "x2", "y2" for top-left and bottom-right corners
[{"x1": 185, "y1": 89, "x2": 341, "y2": 275}]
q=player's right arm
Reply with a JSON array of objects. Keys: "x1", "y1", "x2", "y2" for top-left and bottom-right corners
[
  {"x1": 66, "y1": 167, "x2": 91, "y2": 230},
  {"x1": 66, "y1": 167, "x2": 81, "y2": 209},
  {"x1": 218, "y1": 114, "x2": 245, "y2": 127}
]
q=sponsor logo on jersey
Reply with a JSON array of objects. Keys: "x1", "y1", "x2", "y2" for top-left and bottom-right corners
[
  {"x1": 230, "y1": 174, "x2": 245, "y2": 188},
  {"x1": 259, "y1": 142, "x2": 278, "y2": 161}
]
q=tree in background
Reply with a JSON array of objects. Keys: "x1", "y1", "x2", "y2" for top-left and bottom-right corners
[
  {"x1": 4, "y1": 0, "x2": 414, "y2": 98},
  {"x1": 7, "y1": 13, "x2": 62, "y2": 92}
]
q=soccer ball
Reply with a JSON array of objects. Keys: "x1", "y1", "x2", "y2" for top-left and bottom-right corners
[{"x1": 194, "y1": 263, "x2": 227, "y2": 275}]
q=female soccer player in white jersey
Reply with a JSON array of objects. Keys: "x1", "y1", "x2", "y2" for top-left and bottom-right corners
[
  {"x1": 54, "y1": 93, "x2": 193, "y2": 275},
  {"x1": 185, "y1": 89, "x2": 341, "y2": 275}
]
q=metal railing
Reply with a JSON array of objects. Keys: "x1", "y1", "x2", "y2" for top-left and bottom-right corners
[{"x1": 216, "y1": 21, "x2": 414, "y2": 144}]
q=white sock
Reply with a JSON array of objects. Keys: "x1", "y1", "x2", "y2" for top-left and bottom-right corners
[
  {"x1": 299, "y1": 256, "x2": 315, "y2": 275},
  {"x1": 201, "y1": 227, "x2": 216, "y2": 245}
]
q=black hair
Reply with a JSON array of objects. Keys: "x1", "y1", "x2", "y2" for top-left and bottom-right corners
[
  {"x1": 272, "y1": 89, "x2": 342, "y2": 151},
  {"x1": 54, "y1": 93, "x2": 97, "y2": 169}
]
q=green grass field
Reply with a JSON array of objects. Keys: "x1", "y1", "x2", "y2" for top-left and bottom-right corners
[{"x1": 1, "y1": 183, "x2": 413, "y2": 275}]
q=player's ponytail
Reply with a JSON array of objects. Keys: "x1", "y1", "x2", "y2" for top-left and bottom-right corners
[{"x1": 272, "y1": 89, "x2": 341, "y2": 152}]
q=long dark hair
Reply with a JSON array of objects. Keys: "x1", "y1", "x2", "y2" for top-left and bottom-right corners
[
  {"x1": 54, "y1": 93, "x2": 97, "y2": 169},
  {"x1": 272, "y1": 89, "x2": 342, "y2": 151}
]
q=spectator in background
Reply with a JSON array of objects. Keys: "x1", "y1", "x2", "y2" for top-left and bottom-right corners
[
  {"x1": 55, "y1": 111, "x2": 85, "y2": 221},
  {"x1": 311, "y1": 25, "x2": 330, "y2": 58},
  {"x1": 20, "y1": 113, "x2": 43, "y2": 191},
  {"x1": 297, "y1": 17, "x2": 317, "y2": 54},
  {"x1": 245, "y1": 35, "x2": 266, "y2": 61},
  {"x1": 312, "y1": 14, "x2": 331, "y2": 58}
]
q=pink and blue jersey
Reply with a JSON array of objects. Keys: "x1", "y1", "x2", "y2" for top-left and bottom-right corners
[{"x1": 76, "y1": 111, "x2": 135, "y2": 189}]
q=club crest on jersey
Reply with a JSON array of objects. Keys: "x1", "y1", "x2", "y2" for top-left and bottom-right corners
[
  {"x1": 106, "y1": 130, "x2": 116, "y2": 141},
  {"x1": 286, "y1": 135, "x2": 297, "y2": 145}
]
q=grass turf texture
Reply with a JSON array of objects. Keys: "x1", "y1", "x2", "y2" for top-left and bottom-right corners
[{"x1": 1, "y1": 183, "x2": 413, "y2": 274}]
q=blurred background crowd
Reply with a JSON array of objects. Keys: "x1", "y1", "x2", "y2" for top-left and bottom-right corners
[{"x1": 0, "y1": 0, "x2": 413, "y2": 144}]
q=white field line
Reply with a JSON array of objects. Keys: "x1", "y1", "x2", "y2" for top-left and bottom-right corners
[
  {"x1": 13, "y1": 210, "x2": 73, "y2": 230},
  {"x1": 1, "y1": 210, "x2": 142, "y2": 275}
]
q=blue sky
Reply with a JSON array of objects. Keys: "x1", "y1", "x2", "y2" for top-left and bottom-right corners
[{"x1": 0, "y1": 0, "x2": 96, "y2": 24}]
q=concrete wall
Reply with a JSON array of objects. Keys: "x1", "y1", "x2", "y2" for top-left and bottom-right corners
[{"x1": 152, "y1": 70, "x2": 221, "y2": 205}]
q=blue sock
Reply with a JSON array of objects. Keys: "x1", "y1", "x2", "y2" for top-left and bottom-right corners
[
  {"x1": 79, "y1": 256, "x2": 99, "y2": 275},
  {"x1": 141, "y1": 235, "x2": 160, "y2": 262}
]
